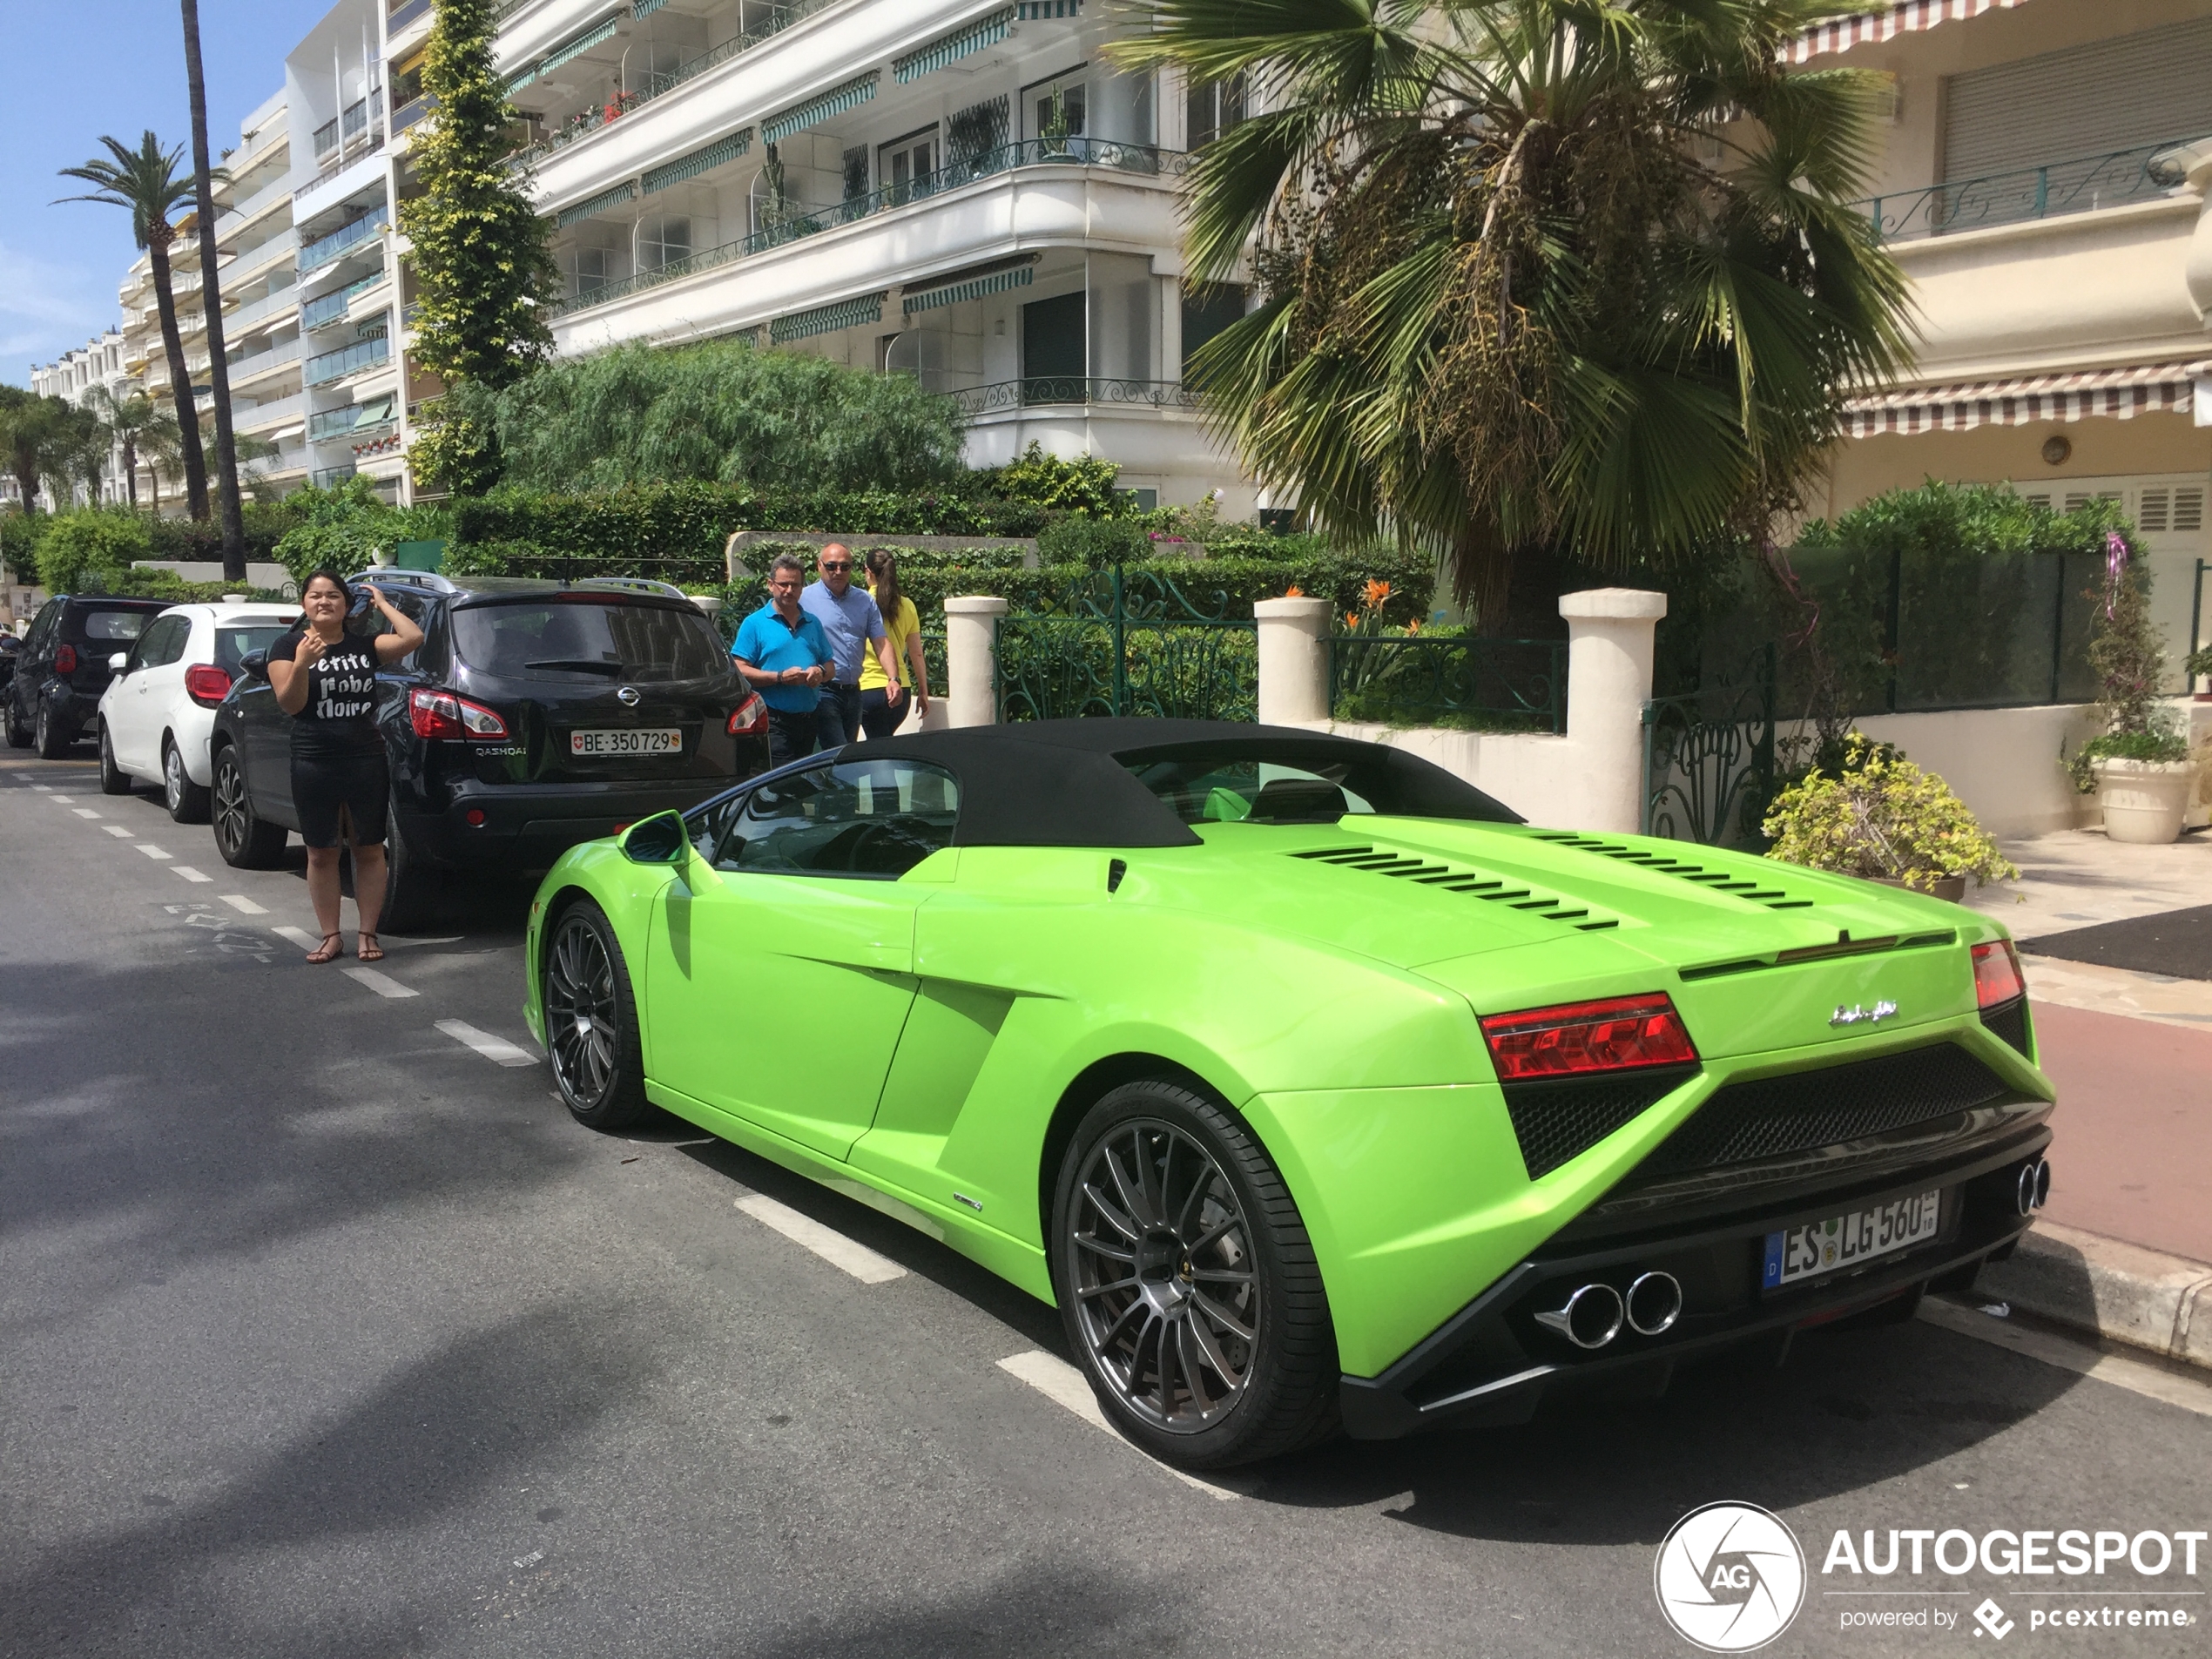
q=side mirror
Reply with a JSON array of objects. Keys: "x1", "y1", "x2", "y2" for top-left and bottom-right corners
[
  {"x1": 620, "y1": 810, "x2": 690, "y2": 866},
  {"x1": 108, "y1": 652, "x2": 129, "y2": 673},
  {"x1": 238, "y1": 649, "x2": 270, "y2": 681}
]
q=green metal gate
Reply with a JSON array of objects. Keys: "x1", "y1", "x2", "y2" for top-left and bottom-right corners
[
  {"x1": 995, "y1": 564, "x2": 1258, "y2": 721},
  {"x1": 1641, "y1": 644, "x2": 1778, "y2": 846}
]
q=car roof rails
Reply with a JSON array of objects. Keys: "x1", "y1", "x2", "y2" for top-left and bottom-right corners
[
  {"x1": 570, "y1": 576, "x2": 692, "y2": 603},
  {"x1": 353, "y1": 569, "x2": 462, "y2": 595}
]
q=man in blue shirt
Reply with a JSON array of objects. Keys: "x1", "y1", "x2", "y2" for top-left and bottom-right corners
[
  {"x1": 800, "y1": 543, "x2": 902, "y2": 749},
  {"x1": 732, "y1": 555, "x2": 834, "y2": 766}
]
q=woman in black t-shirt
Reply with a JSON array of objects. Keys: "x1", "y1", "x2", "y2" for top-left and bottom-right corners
[{"x1": 268, "y1": 567, "x2": 424, "y2": 963}]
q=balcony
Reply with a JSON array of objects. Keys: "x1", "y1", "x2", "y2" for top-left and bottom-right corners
[
  {"x1": 228, "y1": 336, "x2": 303, "y2": 393},
  {"x1": 301, "y1": 273, "x2": 388, "y2": 333},
  {"x1": 1858, "y1": 139, "x2": 2199, "y2": 242},
  {"x1": 954, "y1": 378, "x2": 1201, "y2": 416},
  {"x1": 311, "y1": 462, "x2": 358, "y2": 489},
  {"x1": 305, "y1": 335, "x2": 392, "y2": 387},
  {"x1": 309, "y1": 395, "x2": 397, "y2": 443},
  {"x1": 226, "y1": 226, "x2": 299, "y2": 287},
  {"x1": 234, "y1": 391, "x2": 307, "y2": 436},
  {"x1": 226, "y1": 283, "x2": 300, "y2": 335},
  {"x1": 300, "y1": 211, "x2": 388, "y2": 273}
]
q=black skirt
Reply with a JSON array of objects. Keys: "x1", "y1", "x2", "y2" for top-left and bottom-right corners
[{"x1": 291, "y1": 748, "x2": 389, "y2": 848}]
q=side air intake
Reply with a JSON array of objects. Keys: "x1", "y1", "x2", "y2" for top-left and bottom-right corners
[{"x1": 1289, "y1": 846, "x2": 1622, "y2": 931}]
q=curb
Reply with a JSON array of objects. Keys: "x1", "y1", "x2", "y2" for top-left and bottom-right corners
[{"x1": 1978, "y1": 1220, "x2": 2212, "y2": 1371}]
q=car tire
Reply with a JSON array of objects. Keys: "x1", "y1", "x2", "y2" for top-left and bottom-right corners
[
  {"x1": 163, "y1": 738, "x2": 211, "y2": 823},
  {"x1": 543, "y1": 899, "x2": 650, "y2": 1131},
  {"x1": 211, "y1": 745, "x2": 286, "y2": 868},
  {"x1": 34, "y1": 695, "x2": 72, "y2": 759},
  {"x1": 375, "y1": 801, "x2": 440, "y2": 934},
  {"x1": 1050, "y1": 1081, "x2": 1341, "y2": 1470},
  {"x1": 98, "y1": 724, "x2": 132, "y2": 795},
  {"x1": 3, "y1": 691, "x2": 30, "y2": 750}
]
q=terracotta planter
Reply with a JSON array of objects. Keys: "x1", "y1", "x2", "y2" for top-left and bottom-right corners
[
  {"x1": 2094, "y1": 758, "x2": 2194, "y2": 846},
  {"x1": 1871, "y1": 874, "x2": 1968, "y2": 903}
]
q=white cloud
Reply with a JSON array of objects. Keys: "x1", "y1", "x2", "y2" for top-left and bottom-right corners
[{"x1": 0, "y1": 239, "x2": 120, "y2": 383}]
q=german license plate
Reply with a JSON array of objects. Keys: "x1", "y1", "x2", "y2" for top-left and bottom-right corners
[
  {"x1": 570, "y1": 728, "x2": 681, "y2": 756},
  {"x1": 1763, "y1": 1188, "x2": 1942, "y2": 1290}
]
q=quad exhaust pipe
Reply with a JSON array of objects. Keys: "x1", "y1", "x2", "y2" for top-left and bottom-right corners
[
  {"x1": 2017, "y1": 1157, "x2": 2052, "y2": 1216},
  {"x1": 1534, "y1": 1271, "x2": 1684, "y2": 1350}
]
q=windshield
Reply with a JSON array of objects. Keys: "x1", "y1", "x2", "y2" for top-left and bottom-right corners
[
  {"x1": 1126, "y1": 759, "x2": 1379, "y2": 826},
  {"x1": 216, "y1": 624, "x2": 293, "y2": 674},
  {"x1": 453, "y1": 599, "x2": 730, "y2": 683}
]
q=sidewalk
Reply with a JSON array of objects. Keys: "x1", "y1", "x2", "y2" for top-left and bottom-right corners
[{"x1": 1959, "y1": 827, "x2": 2212, "y2": 1366}]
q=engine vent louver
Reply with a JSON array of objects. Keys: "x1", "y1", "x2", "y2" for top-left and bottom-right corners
[
  {"x1": 1526, "y1": 831, "x2": 1815, "y2": 910},
  {"x1": 1290, "y1": 846, "x2": 1622, "y2": 931}
]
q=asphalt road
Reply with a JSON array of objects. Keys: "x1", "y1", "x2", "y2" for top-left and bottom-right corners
[{"x1": 3, "y1": 748, "x2": 2209, "y2": 1659}]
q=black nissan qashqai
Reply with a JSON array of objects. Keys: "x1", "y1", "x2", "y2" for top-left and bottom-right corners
[{"x1": 211, "y1": 572, "x2": 770, "y2": 927}]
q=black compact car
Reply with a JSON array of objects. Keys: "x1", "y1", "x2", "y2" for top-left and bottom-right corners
[
  {"x1": 5, "y1": 594, "x2": 174, "y2": 758},
  {"x1": 211, "y1": 572, "x2": 770, "y2": 927}
]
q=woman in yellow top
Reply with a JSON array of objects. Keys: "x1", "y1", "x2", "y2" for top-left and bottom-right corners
[{"x1": 860, "y1": 548, "x2": 930, "y2": 739}]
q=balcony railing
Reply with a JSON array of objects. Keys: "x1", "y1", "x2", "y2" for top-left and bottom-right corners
[
  {"x1": 311, "y1": 462, "x2": 359, "y2": 489},
  {"x1": 226, "y1": 282, "x2": 300, "y2": 334},
  {"x1": 301, "y1": 273, "x2": 386, "y2": 332},
  {"x1": 300, "y1": 210, "x2": 388, "y2": 272},
  {"x1": 305, "y1": 335, "x2": 391, "y2": 387},
  {"x1": 388, "y1": 0, "x2": 431, "y2": 30},
  {"x1": 228, "y1": 337, "x2": 303, "y2": 381},
  {"x1": 547, "y1": 140, "x2": 1188, "y2": 320},
  {"x1": 1858, "y1": 138, "x2": 2197, "y2": 242},
  {"x1": 954, "y1": 378, "x2": 1203, "y2": 415},
  {"x1": 310, "y1": 400, "x2": 396, "y2": 442},
  {"x1": 394, "y1": 96, "x2": 435, "y2": 135}
]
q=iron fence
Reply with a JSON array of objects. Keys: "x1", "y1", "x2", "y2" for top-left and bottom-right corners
[
  {"x1": 1642, "y1": 644, "x2": 1777, "y2": 847},
  {"x1": 1328, "y1": 636, "x2": 1565, "y2": 732},
  {"x1": 1858, "y1": 138, "x2": 2189, "y2": 242},
  {"x1": 996, "y1": 563, "x2": 1256, "y2": 722},
  {"x1": 953, "y1": 378, "x2": 1202, "y2": 415}
]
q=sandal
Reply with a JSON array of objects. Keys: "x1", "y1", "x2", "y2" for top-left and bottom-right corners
[
  {"x1": 355, "y1": 934, "x2": 384, "y2": 964},
  {"x1": 305, "y1": 932, "x2": 345, "y2": 965}
]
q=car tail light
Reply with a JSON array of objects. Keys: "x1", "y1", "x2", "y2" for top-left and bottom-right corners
[
  {"x1": 408, "y1": 686, "x2": 509, "y2": 739},
  {"x1": 185, "y1": 664, "x2": 233, "y2": 707},
  {"x1": 1480, "y1": 995, "x2": 1700, "y2": 1082},
  {"x1": 1972, "y1": 939, "x2": 2026, "y2": 1008},
  {"x1": 727, "y1": 693, "x2": 768, "y2": 736},
  {"x1": 54, "y1": 644, "x2": 78, "y2": 674}
]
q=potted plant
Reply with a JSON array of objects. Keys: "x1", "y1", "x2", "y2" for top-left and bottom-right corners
[
  {"x1": 2065, "y1": 533, "x2": 2193, "y2": 844},
  {"x1": 1763, "y1": 734, "x2": 2017, "y2": 900}
]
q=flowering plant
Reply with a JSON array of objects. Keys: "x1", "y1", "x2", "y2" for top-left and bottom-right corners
[
  {"x1": 2065, "y1": 533, "x2": 2188, "y2": 791},
  {"x1": 1764, "y1": 735, "x2": 2016, "y2": 891}
]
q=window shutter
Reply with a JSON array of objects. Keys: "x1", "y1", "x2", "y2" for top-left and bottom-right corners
[{"x1": 1941, "y1": 17, "x2": 2212, "y2": 183}]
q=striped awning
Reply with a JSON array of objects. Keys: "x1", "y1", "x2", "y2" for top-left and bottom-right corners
[
  {"x1": 771, "y1": 292, "x2": 887, "y2": 343},
  {"x1": 895, "y1": 7, "x2": 1017, "y2": 83},
  {"x1": 505, "y1": 64, "x2": 538, "y2": 92},
  {"x1": 1844, "y1": 361, "x2": 2209, "y2": 437},
  {"x1": 630, "y1": 0, "x2": 669, "y2": 16},
  {"x1": 762, "y1": 72, "x2": 880, "y2": 145},
  {"x1": 904, "y1": 262, "x2": 1033, "y2": 314},
  {"x1": 1789, "y1": 0, "x2": 2031, "y2": 63},
  {"x1": 538, "y1": 15, "x2": 619, "y2": 77},
  {"x1": 644, "y1": 128, "x2": 752, "y2": 194},
  {"x1": 556, "y1": 180, "x2": 636, "y2": 227},
  {"x1": 1016, "y1": 0, "x2": 1082, "y2": 16}
]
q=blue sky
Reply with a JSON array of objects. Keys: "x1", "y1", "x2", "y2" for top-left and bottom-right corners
[{"x1": 1, "y1": 0, "x2": 336, "y2": 387}]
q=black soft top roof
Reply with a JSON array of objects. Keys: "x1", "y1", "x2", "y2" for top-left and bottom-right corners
[{"x1": 855, "y1": 718, "x2": 1521, "y2": 849}]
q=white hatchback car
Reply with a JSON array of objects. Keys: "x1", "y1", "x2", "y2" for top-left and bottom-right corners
[{"x1": 96, "y1": 601, "x2": 300, "y2": 820}]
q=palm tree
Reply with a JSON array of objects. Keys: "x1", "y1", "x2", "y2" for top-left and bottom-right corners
[
  {"x1": 1116, "y1": 0, "x2": 1913, "y2": 628},
  {"x1": 180, "y1": 0, "x2": 248, "y2": 581},
  {"x1": 88, "y1": 387, "x2": 179, "y2": 512},
  {"x1": 56, "y1": 132, "x2": 212, "y2": 522}
]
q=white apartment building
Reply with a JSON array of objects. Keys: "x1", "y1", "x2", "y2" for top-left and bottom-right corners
[
  {"x1": 28, "y1": 331, "x2": 134, "y2": 507},
  {"x1": 496, "y1": 0, "x2": 1255, "y2": 511},
  {"x1": 1808, "y1": 0, "x2": 2212, "y2": 678}
]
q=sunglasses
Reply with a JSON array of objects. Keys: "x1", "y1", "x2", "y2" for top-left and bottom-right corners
[{"x1": 819, "y1": 561, "x2": 852, "y2": 572}]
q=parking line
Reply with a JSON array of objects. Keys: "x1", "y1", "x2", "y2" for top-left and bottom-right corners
[
  {"x1": 1919, "y1": 1298, "x2": 2212, "y2": 1420},
  {"x1": 734, "y1": 1194, "x2": 907, "y2": 1284},
  {"x1": 30, "y1": 784, "x2": 51, "y2": 792},
  {"x1": 136, "y1": 844, "x2": 172, "y2": 860},
  {"x1": 103, "y1": 825, "x2": 133, "y2": 839},
  {"x1": 273, "y1": 925, "x2": 322, "y2": 950},
  {"x1": 172, "y1": 866, "x2": 212, "y2": 884},
  {"x1": 50, "y1": 795, "x2": 75, "y2": 805},
  {"x1": 220, "y1": 894, "x2": 267, "y2": 914},
  {"x1": 995, "y1": 1351, "x2": 1244, "y2": 1501},
  {"x1": 341, "y1": 966, "x2": 418, "y2": 999},
  {"x1": 71, "y1": 807, "x2": 102, "y2": 819},
  {"x1": 435, "y1": 1019, "x2": 537, "y2": 1068}
]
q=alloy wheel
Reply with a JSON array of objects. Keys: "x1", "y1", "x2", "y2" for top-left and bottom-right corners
[
  {"x1": 546, "y1": 914, "x2": 620, "y2": 1110},
  {"x1": 213, "y1": 758, "x2": 249, "y2": 858},
  {"x1": 165, "y1": 745, "x2": 185, "y2": 813},
  {"x1": 1067, "y1": 1119, "x2": 1259, "y2": 1433}
]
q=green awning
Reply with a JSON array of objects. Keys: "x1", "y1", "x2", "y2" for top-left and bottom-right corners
[
  {"x1": 538, "y1": 15, "x2": 618, "y2": 76},
  {"x1": 505, "y1": 64, "x2": 538, "y2": 92},
  {"x1": 556, "y1": 181, "x2": 636, "y2": 227},
  {"x1": 761, "y1": 71, "x2": 880, "y2": 145},
  {"x1": 644, "y1": 128, "x2": 752, "y2": 194},
  {"x1": 894, "y1": 7, "x2": 1016, "y2": 83},
  {"x1": 630, "y1": 0, "x2": 668, "y2": 15},
  {"x1": 1015, "y1": 0, "x2": 1082, "y2": 16},
  {"x1": 770, "y1": 292, "x2": 886, "y2": 343},
  {"x1": 903, "y1": 262, "x2": 1033, "y2": 314}
]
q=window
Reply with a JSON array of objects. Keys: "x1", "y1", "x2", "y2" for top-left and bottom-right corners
[
  {"x1": 877, "y1": 127, "x2": 938, "y2": 202},
  {"x1": 1185, "y1": 72, "x2": 1244, "y2": 148},
  {"x1": 1022, "y1": 71, "x2": 1086, "y2": 143},
  {"x1": 131, "y1": 616, "x2": 190, "y2": 670},
  {"x1": 1022, "y1": 291, "x2": 1086, "y2": 382},
  {"x1": 1128, "y1": 758, "x2": 1378, "y2": 826},
  {"x1": 453, "y1": 598, "x2": 730, "y2": 683},
  {"x1": 638, "y1": 215, "x2": 691, "y2": 273},
  {"x1": 71, "y1": 607, "x2": 152, "y2": 644},
  {"x1": 1181, "y1": 283, "x2": 1245, "y2": 375},
  {"x1": 570, "y1": 245, "x2": 613, "y2": 297},
  {"x1": 714, "y1": 758, "x2": 961, "y2": 878},
  {"x1": 215, "y1": 624, "x2": 293, "y2": 674},
  {"x1": 948, "y1": 96, "x2": 1008, "y2": 172},
  {"x1": 842, "y1": 145, "x2": 869, "y2": 202}
]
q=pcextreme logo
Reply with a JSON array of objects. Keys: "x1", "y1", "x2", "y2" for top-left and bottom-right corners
[{"x1": 1656, "y1": 1501, "x2": 1809, "y2": 1652}]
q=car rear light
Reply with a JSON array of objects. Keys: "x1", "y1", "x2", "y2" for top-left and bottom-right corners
[
  {"x1": 184, "y1": 664, "x2": 233, "y2": 707},
  {"x1": 727, "y1": 693, "x2": 768, "y2": 736},
  {"x1": 1480, "y1": 994, "x2": 1700, "y2": 1082},
  {"x1": 1972, "y1": 939, "x2": 2026, "y2": 1009},
  {"x1": 54, "y1": 644, "x2": 77, "y2": 674},
  {"x1": 465, "y1": 808, "x2": 487, "y2": 827},
  {"x1": 408, "y1": 686, "x2": 509, "y2": 739}
]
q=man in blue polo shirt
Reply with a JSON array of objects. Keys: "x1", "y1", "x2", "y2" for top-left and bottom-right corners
[
  {"x1": 800, "y1": 543, "x2": 903, "y2": 750},
  {"x1": 732, "y1": 554, "x2": 834, "y2": 766}
]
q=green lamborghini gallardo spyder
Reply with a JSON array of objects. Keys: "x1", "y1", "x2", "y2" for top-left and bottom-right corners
[{"x1": 523, "y1": 720, "x2": 2054, "y2": 1469}]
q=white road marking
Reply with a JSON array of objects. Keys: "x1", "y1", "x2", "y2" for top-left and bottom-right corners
[
  {"x1": 273, "y1": 925, "x2": 323, "y2": 950},
  {"x1": 136, "y1": 844, "x2": 172, "y2": 860},
  {"x1": 1919, "y1": 1298, "x2": 2212, "y2": 1420},
  {"x1": 219, "y1": 894, "x2": 266, "y2": 914},
  {"x1": 103, "y1": 825, "x2": 133, "y2": 839},
  {"x1": 341, "y1": 966, "x2": 418, "y2": 999},
  {"x1": 435, "y1": 1019, "x2": 537, "y2": 1068},
  {"x1": 50, "y1": 794, "x2": 75, "y2": 804},
  {"x1": 30, "y1": 784, "x2": 51, "y2": 792},
  {"x1": 172, "y1": 866, "x2": 212, "y2": 884},
  {"x1": 734, "y1": 1194, "x2": 907, "y2": 1284},
  {"x1": 995, "y1": 1350, "x2": 1244, "y2": 1501},
  {"x1": 71, "y1": 807, "x2": 101, "y2": 819}
]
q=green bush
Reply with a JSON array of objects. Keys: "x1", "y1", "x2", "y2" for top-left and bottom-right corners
[
  {"x1": 142, "y1": 500, "x2": 300, "y2": 567},
  {"x1": 1, "y1": 511, "x2": 36, "y2": 585},
  {"x1": 271, "y1": 477, "x2": 452, "y2": 588},
  {"x1": 1039, "y1": 516, "x2": 1154, "y2": 570},
  {"x1": 35, "y1": 508, "x2": 152, "y2": 594},
  {"x1": 972, "y1": 442, "x2": 1128, "y2": 519}
]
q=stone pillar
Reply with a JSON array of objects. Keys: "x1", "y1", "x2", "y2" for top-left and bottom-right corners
[
  {"x1": 1559, "y1": 588, "x2": 1668, "y2": 833},
  {"x1": 1254, "y1": 596, "x2": 1332, "y2": 725},
  {"x1": 943, "y1": 596, "x2": 1009, "y2": 729}
]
